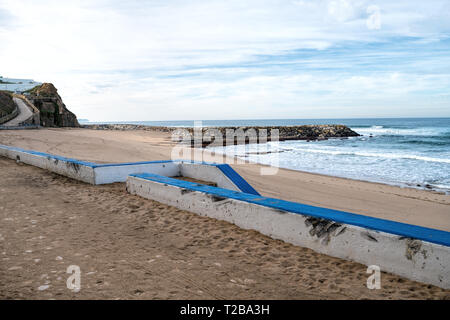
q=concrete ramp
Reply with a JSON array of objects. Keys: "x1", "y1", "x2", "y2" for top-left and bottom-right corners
[{"x1": 127, "y1": 173, "x2": 450, "y2": 290}]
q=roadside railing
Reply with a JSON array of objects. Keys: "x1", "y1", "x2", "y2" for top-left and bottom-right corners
[{"x1": 13, "y1": 93, "x2": 40, "y2": 114}]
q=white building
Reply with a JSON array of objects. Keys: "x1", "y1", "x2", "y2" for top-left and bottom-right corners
[{"x1": 0, "y1": 76, "x2": 41, "y2": 92}]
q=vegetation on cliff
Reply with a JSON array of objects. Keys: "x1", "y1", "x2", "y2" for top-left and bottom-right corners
[{"x1": 0, "y1": 91, "x2": 15, "y2": 118}]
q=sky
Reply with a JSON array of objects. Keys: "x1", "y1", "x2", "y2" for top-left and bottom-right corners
[{"x1": 0, "y1": 0, "x2": 450, "y2": 121}]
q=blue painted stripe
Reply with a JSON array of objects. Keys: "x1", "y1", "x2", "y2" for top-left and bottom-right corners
[
  {"x1": 0, "y1": 144, "x2": 175, "y2": 168},
  {"x1": 215, "y1": 164, "x2": 261, "y2": 196},
  {"x1": 0, "y1": 144, "x2": 97, "y2": 167},
  {"x1": 175, "y1": 160, "x2": 260, "y2": 195},
  {"x1": 131, "y1": 173, "x2": 450, "y2": 247},
  {"x1": 0, "y1": 145, "x2": 259, "y2": 196}
]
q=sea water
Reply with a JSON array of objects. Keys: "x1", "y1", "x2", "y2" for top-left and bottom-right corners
[
  {"x1": 208, "y1": 118, "x2": 450, "y2": 193},
  {"x1": 85, "y1": 118, "x2": 450, "y2": 193}
]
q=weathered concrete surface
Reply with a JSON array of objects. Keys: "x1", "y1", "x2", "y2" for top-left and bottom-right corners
[
  {"x1": 93, "y1": 161, "x2": 179, "y2": 185},
  {"x1": 0, "y1": 145, "x2": 259, "y2": 193},
  {"x1": 0, "y1": 144, "x2": 96, "y2": 184},
  {"x1": 127, "y1": 175, "x2": 450, "y2": 290}
]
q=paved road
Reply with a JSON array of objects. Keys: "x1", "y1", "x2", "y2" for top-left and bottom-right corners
[{"x1": 3, "y1": 97, "x2": 33, "y2": 126}]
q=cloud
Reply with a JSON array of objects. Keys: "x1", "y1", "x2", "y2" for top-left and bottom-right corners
[
  {"x1": 0, "y1": 0, "x2": 449, "y2": 120},
  {"x1": 327, "y1": 0, "x2": 366, "y2": 23},
  {"x1": 0, "y1": 4, "x2": 15, "y2": 29},
  {"x1": 366, "y1": 5, "x2": 381, "y2": 30}
]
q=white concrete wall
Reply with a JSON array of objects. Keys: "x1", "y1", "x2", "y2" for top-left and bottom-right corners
[
  {"x1": 94, "y1": 162, "x2": 180, "y2": 184},
  {"x1": 0, "y1": 145, "x2": 259, "y2": 189},
  {"x1": 0, "y1": 145, "x2": 182, "y2": 185},
  {"x1": 2, "y1": 143, "x2": 448, "y2": 288},
  {"x1": 179, "y1": 162, "x2": 240, "y2": 191},
  {"x1": 0, "y1": 146, "x2": 95, "y2": 184},
  {"x1": 127, "y1": 175, "x2": 450, "y2": 290}
]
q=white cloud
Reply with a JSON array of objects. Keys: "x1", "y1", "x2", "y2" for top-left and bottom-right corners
[
  {"x1": 0, "y1": 0, "x2": 449, "y2": 120},
  {"x1": 328, "y1": 0, "x2": 365, "y2": 23},
  {"x1": 366, "y1": 5, "x2": 381, "y2": 30}
]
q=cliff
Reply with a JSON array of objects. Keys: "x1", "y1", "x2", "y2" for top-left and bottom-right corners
[{"x1": 25, "y1": 83, "x2": 79, "y2": 127}]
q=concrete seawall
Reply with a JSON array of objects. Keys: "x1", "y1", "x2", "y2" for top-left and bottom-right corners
[
  {"x1": 127, "y1": 173, "x2": 450, "y2": 289},
  {"x1": 1, "y1": 143, "x2": 449, "y2": 289},
  {"x1": 0, "y1": 145, "x2": 259, "y2": 194},
  {"x1": 0, "y1": 144, "x2": 96, "y2": 183}
]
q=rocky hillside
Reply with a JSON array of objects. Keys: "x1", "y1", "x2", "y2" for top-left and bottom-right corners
[
  {"x1": 25, "y1": 83, "x2": 79, "y2": 127},
  {"x1": 0, "y1": 91, "x2": 15, "y2": 119}
]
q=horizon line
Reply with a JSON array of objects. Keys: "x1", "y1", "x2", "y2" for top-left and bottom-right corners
[{"x1": 80, "y1": 116, "x2": 450, "y2": 123}]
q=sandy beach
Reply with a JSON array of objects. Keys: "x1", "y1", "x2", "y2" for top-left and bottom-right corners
[
  {"x1": 1, "y1": 127, "x2": 450, "y2": 299},
  {"x1": 1, "y1": 128, "x2": 449, "y2": 231}
]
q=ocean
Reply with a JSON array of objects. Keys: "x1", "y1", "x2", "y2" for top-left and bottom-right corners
[{"x1": 83, "y1": 118, "x2": 450, "y2": 193}]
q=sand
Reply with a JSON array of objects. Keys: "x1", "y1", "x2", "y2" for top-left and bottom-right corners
[
  {"x1": 0, "y1": 128, "x2": 449, "y2": 231},
  {"x1": 1, "y1": 157, "x2": 449, "y2": 299},
  {"x1": 1, "y1": 128, "x2": 450, "y2": 299}
]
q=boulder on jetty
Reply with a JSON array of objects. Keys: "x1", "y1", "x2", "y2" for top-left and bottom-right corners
[{"x1": 82, "y1": 124, "x2": 359, "y2": 147}]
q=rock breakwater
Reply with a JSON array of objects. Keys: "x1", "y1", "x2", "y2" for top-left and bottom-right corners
[{"x1": 82, "y1": 124, "x2": 359, "y2": 147}]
